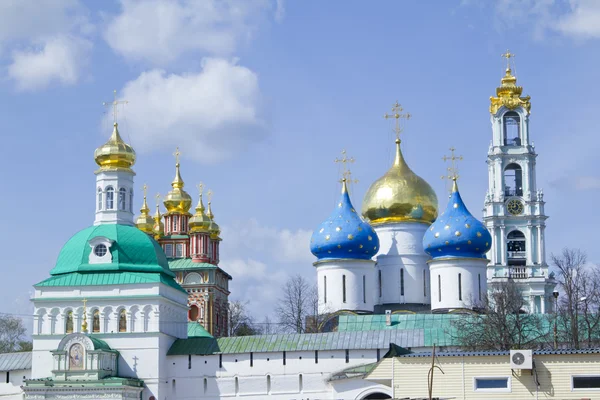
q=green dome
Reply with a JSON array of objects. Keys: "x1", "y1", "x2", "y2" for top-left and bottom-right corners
[{"x1": 50, "y1": 224, "x2": 174, "y2": 277}]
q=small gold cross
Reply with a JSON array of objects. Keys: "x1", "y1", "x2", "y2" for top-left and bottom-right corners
[
  {"x1": 103, "y1": 90, "x2": 128, "y2": 124},
  {"x1": 384, "y1": 102, "x2": 411, "y2": 141},
  {"x1": 207, "y1": 190, "x2": 213, "y2": 202},
  {"x1": 197, "y1": 182, "x2": 204, "y2": 194},
  {"x1": 501, "y1": 49, "x2": 515, "y2": 69},
  {"x1": 441, "y1": 147, "x2": 463, "y2": 191},
  {"x1": 142, "y1": 184, "x2": 148, "y2": 198},
  {"x1": 155, "y1": 193, "x2": 161, "y2": 207},
  {"x1": 173, "y1": 147, "x2": 181, "y2": 164}
]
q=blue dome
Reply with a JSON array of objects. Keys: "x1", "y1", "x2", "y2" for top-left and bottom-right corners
[
  {"x1": 311, "y1": 181, "x2": 379, "y2": 261},
  {"x1": 423, "y1": 180, "x2": 491, "y2": 259}
]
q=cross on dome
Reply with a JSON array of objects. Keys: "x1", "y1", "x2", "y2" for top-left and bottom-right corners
[
  {"x1": 197, "y1": 182, "x2": 204, "y2": 194},
  {"x1": 173, "y1": 147, "x2": 181, "y2": 165},
  {"x1": 142, "y1": 184, "x2": 148, "y2": 199},
  {"x1": 501, "y1": 49, "x2": 515, "y2": 70},
  {"x1": 155, "y1": 193, "x2": 161, "y2": 206},
  {"x1": 442, "y1": 147, "x2": 463, "y2": 194},
  {"x1": 384, "y1": 102, "x2": 411, "y2": 141},
  {"x1": 335, "y1": 149, "x2": 358, "y2": 193},
  {"x1": 103, "y1": 89, "x2": 128, "y2": 124}
]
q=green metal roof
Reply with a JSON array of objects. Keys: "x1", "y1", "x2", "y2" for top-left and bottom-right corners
[
  {"x1": 188, "y1": 322, "x2": 213, "y2": 338},
  {"x1": 337, "y1": 314, "x2": 460, "y2": 347},
  {"x1": 35, "y1": 272, "x2": 186, "y2": 293},
  {"x1": 162, "y1": 235, "x2": 189, "y2": 240},
  {"x1": 168, "y1": 258, "x2": 217, "y2": 271},
  {"x1": 168, "y1": 329, "x2": 429, "y2": 355},
  {"x1": 88, "y1": 335, "x2": 112, "y2": 351},
  {"x1": 49, "y1": 224, "x2": 174, "y2": 277},
  {"x1": 0, "y1": 352, "x2": 31, "y2": 371}
]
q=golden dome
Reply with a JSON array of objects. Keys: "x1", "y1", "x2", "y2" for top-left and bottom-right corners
[
  {"x1": 163, "y1": 162, "x2": 192, "y2": 215},
  {"x1": 153, "y1": 203, "x2": 164, "y2": 239},
  {"x1": 361, "y1": 139, "x2": 438, "y2": 225},
  {"x1": 189, "y1": 192, "x2": 211, "y2": 233},
  {"x1": 206, "y1": 201, "x2": 221, "y2": 239},
  {"x1": 135, "y1": 190, "x2": 154, "y2": 234},
  {"x1": 94, "y1": 123, "x2": 136, "y2": 171},
  {"x1": 489, "y1": 67, "x2": 531, "y2": 115}
]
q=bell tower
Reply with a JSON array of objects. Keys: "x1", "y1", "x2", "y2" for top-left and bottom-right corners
[{"x1": 483, "y1": 51, "x2": 556, "y2": 313}]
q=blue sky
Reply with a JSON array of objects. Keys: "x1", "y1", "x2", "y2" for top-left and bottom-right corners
[{"x1": 1, "y1": 0, "x2": 600, "y2": 325}]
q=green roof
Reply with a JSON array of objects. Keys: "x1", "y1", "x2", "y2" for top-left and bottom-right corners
[
  {"x1": 162, "y1": 235, "x2": 189, "y2": 240},
  {"x1": 49, "y1": 224, "x2": 174, "y2": 278},
  {"x1": 87, "y1": 335, "x2": 112, "y2": 351},
  {"x1": 188, "y1": 322, "x2": 213, "y2": 338},
  {"x1": 36, "y1": 272, "x2": 186, "y2": 293},
  {"x1": 168, "y1": 258, "x2": 217, "y2": 271},
  {"x1": 337, "y1": 314, "x2": 460, "y2": 347}
]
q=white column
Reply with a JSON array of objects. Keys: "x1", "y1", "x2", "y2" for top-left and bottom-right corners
[
  {"x1": 490, "y1": 225, "x2": 496, "y2": 264},
  {"x1": 495, "y1": 159, "x2": 503, "y2": 201},
  {"x1": 500, "y1": 225, "x2": 507, "y2": 265},
  {"x1": 526, "y1": 225, "x2": 533, "y2": 265},
  {"x1": 522, "y1": 159, "x2": 530, "y2": 200},
  {"x1": 540, "y1": 226, "x2": 546, "y2": 265},
  {"x1": 540, "y1": 296, "x2": 546, "y2": 314}
]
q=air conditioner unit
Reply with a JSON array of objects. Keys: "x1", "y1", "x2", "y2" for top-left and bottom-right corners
[{"x1": 510, "y1": 349, "x2": 532, "y2": 369}]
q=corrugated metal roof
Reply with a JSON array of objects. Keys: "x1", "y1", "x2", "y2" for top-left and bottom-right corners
[
  {"x1": 168, "y1": 329, "x2": 425, "y2": 355},
  {"x1": 168, "y1": 259, "x2": 217, "y2": 271},
  {"x1": 398, "y1": 348, "x2": 600, "y2": 358},
  {"x1": 35, "y1": 272, "x2": 186, "y2": 293},
  {"x1": 0, "y1": 352, "x2": 32, "y2": 371}
]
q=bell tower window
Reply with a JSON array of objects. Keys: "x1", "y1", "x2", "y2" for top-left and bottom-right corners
[
  {"x1": 507, "y1": 230, "x2": 526, "y2": 266},
  {"x1": 106, "y1": 187, "x2": 114, "y2": 209},
  {"x1": 504, "y1": 164, "x2": 523, "y2": 197},
  {"x1": 503, "y1": 111, "x2": 521, "y2": 146},
  {"x1": 119, "y1": 188, "x2": 127, "y2": 211}
]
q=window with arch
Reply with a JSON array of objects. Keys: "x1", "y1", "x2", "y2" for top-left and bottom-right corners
[
  {"x1": 458, "y1": 273, "x2": 462, "y2": 301},
  {"x1": 106, "y1": 187, "x2": 114, "y2": 209},
  {"x1": 507, "y1": 230, "x2": 526, "y2": 266},
  {"x1": 503, "y1": 111, "x2": 521, "y2": 146},
  {"x1": 324, "y1": 275, "x2": 327, "y2": 303},
  {"x1": 173, "y1": 215, "x2": 179, "y2": 232},
  {"x1": 119, "y1": 188, "x2": 126, "y2": 211},
  {"x1": 65, "y1": 311, "x2": 74, "y2": 333},
  {"x1": 118, "y1": 309, "x2": 127, "y2": 332},
  {"x1": 93, "y1": 310, "x2": 100, "y2": 333},
  {"x1": 504, "y1": 163, "x2": 523, "y2": 197},
  {"x1": 189, "y1": 305, "x2": 199, "y2": 321},
  {"x1": 97, "y1": 188, "x2": 102, "y2": 211},
  {"x1": 267, "y1": 375, "x2": 271, "y2": 394},
  {"x1": 342, "y1": 275, "x2": 347, "y2": 303}
]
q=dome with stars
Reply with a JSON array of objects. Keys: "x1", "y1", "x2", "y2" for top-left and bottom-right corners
[
  {"x1": 422, "y1": 179, "x2": 491, "y2": 259},
  {"x1": 311, "y1": 180, "x2": 380, "y2": 261}
]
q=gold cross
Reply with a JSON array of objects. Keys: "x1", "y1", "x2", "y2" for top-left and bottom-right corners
[
  {"x1": 340, "y1": 170, "x2": 359, "y2": 186},
  {"x1": 173, "y1": 147, "x2": 181, "y2": 164},
  {"x1": 335, "y1": 149, "x2": 355, "y2": 174},
  {"x1": 103, "y1": 90, "x2": 128, "y2": 124},
  {"x1": 142, "y1": 184, "x2": 148, "y2": 199},
  {"x1": 197, "y1": 182, "x2": 204, "y2": 194},
  {"x1": 155, "y1": 193, "x2": 161, "y2": 206},
  {"x1": 501, "y1": 49, "x2": 515, "y2": 70},
  {"x1": 384, "y1": 102, "x2": 411, "y2": 141},
  {"x1": 207, "y1": 190, "x2": 213, "y2": 202},
  {"x1": 441, "y1": 147, "x2": 463, "y2": 183}
]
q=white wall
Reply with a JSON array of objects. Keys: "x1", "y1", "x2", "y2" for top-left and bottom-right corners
[
  {"x1": 316, "y1": 260, "x2": 376, "y2": 314},
  {"x1": 429, "y1": 258, "x2": 488, "y2": 311},
  {"x1": 375, "y1": 222, "x2": 430, "y2": 305}
]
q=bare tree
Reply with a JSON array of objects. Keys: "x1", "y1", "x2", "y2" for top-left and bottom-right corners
[
  {"x1": 452, "y1": 280, "x2": 546, "y2": 351},
  {"x1": 228, "y1": 300, "x2": 256, "y2": 337},
  {"x1": 552, "y1": 248, "x2": 588, "y2": 349},
  {"x1": 259, "y1": 315, "x2": 276, "y2": 335},
  {"x1": 275, "y1": 275, "x2": 315, "y2": 333},
  {"x1": 577, "y1": 269, "x2": 600, "y2": 347},
  {"x1": 0, "y1": 315, "x2": 28, "y2": 353}
]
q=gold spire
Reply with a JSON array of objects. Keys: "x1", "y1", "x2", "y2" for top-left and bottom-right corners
[
  {"x1": 136, "y1": 184, "x2": 154, "y2": 234},
  {"x1": 163, "y1": 147, "x2": 192, "y2": 214},
  {"x1": 205, "y1": 190, "x2": 221, "y2": 239},
  {"x1": 153, "y1": 193, "x2": 164, "y2": 239},
  {"x1": 361, "y1": 103, "x2": 438, "y2": 225},
  {"x1": 189, "y1": 183, "x2": 211, "y2": 233},
  {"x1": 81, "y1": 298, "x2": 88, "y2": 333},
  {"x1": 441, "y1": 147, "x2": 463, "y2": 194},
  {"x1": 95, "y1": 91, "x2": 136, "y2": 172},
  {"x1": 490, "y1": 50, "x2": 531, "y2": 115}
]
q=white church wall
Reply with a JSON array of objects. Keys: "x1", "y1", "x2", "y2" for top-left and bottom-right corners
[
  {"x1": 316, "y1": 260, "x2": 376, "y2": 314},
  {"x1": 375, "y1": 222, "x2": 431, "y2": 305},
  {"x1": 429, "y1": 258, "x2": 488, "y2": 311}
]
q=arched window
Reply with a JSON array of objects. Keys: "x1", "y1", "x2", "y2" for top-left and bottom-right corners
[
  {"x1": 106, "y1": 187, "x2": 114, "y2": 210},
  {"x1": 189, "y1": 305, "x2": 199, "y2": 321},
  {"x1": 97, "y1": 188, "x2": 102, "y2": 211},
  {"x1": 65, "y1": 311, "x2": 74, "y2": 333},
  {"x1": 119, "y1": 188, "x2": 126, "y2": 211},
  {"x1": 503, "y1": 111, "x2": 521, "y2": 146},
  {"x1": 129, "y1": 189, "x2": 133, "y2": 212},
  {"x1": 342, "y1": 275, "x2": 346, "y2": 303},
  {"x1": 504, "y1": 163, "x2": 523, "y2": 197},
  {"x1": 93, "y1": 310, "x2": 100, "y2": 333},
  {"x1": 507, "y1": 230, "x2": 526, "y2": 267},
  {"x1": 267, "y1": 375, "x2": 271, "y2": 394},
  {"x1": 458, "y1": 273, "x2": 462, "y2": 301},
  {"x1": 173, "y1": 215, "x2": 179, "y2": 232},
  {"x1": 118, "y1": 309, "x2": 127, "y2": 332},
  {"x1": 324, "y1": 275, "x2": 327, "y2": 303}
]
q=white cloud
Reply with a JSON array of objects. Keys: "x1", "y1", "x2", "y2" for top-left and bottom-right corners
[
  {"x1": 104, "y1": 0, "x2": 274, "y2": 65},
  {"x1": 115, "y1": 58, "x2": 266, "y2": 163},
  {"x1": 574, "y1": 176, "x2": 600, "y2": 190},
  {"x1": 8, "y1": 35, "x2": 91, "y2": 91},
  {"x1": 219, "y1": 219, "x2": 315, "y2": 319},
  {"x1": 555, "y1": 0, "x2": 600, "y2": 39},
  {"x1": 0, "y1": 0, "x2": 92, "y2": 90},
  {"x1": 274, "y1": 0, "x2": 285, "y2": 23}
]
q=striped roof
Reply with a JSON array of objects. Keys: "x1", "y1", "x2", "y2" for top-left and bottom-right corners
[{"x1": 0, "y1": 352, "x2": 32, "y2": 371}]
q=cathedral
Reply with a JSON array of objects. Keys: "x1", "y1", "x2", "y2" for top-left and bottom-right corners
[{"x1": 7, "y1": 55, "x2": 556, "y2": 400}]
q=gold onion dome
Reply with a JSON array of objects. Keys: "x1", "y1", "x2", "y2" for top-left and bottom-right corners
[
  {"x1": 189, "y1": 193, "x2": 211, "y2": 233},
  {"x1": 361, "y1": 139, "x2": 438, "y2": 225},
  {"x1": 153, "y1": 204, "x2": 164, "y2": 239},
  {"x1": 206, "y1": 202, "x2": 221, "y2": 238},
  {"x1": 94, "y1": 123, "x2": 136, "y2": 171},
  {"x1": 489, "y1": 67, "x2": 531, "y2": 115},
  {"x1": 135, "y1": 192, "x2": 154, "y2": 234},
  {"x1": 163, "y1": 162, "x2": 192, "y2": 215}
]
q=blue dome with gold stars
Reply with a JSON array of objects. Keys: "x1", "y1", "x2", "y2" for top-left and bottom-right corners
[
  {"x1": 423, "y1": 179, "x2": 491, "y2": 259},
  {"x1": 311, "y1": 180, "x2": 379, "y2": 261}
]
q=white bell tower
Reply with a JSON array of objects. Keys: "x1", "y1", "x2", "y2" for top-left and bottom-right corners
[{"x1": 483, "y1": 51, "x2": 556, "y2": 313}]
